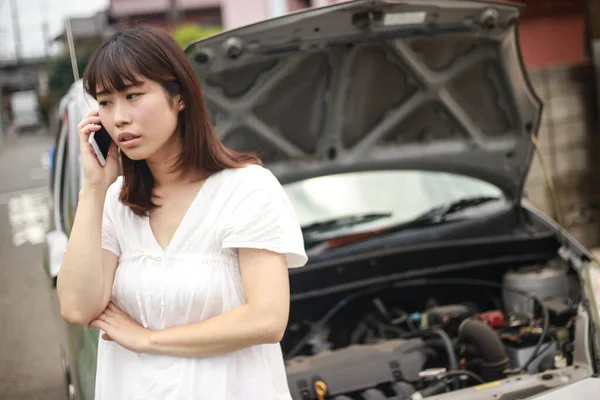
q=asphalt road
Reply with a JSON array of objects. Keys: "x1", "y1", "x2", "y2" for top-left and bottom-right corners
[{"x1": 0, "y1": 132, "x2": 68, "y2": 400}]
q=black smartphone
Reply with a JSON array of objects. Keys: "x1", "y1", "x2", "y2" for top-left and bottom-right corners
[{"x1": 88, "y1": 124, "x2": 113, "y2": 166}]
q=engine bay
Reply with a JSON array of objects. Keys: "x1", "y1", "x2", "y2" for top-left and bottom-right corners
[{"x1": 283, "y1": 258, "x2": 583, "y2": 400}]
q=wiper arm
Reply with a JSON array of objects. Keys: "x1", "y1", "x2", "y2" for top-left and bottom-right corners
[
  {"x1": 301, "y1": 212, "x2": 393, "y2": 235},
  {"x1": 407, "y1": 195, "x2": 502, "y2": 226}
]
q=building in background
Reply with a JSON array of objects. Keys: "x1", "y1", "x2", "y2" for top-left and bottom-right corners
[
  {"x1": 108, "y1": 0, "x2": 222, "y2": 30},
  {"x1": 53, "y1": 11, "x2": 116, "y2": 49},
  {"x1": 519, "y1": 0, "x2": 587, "y2": 69},
  {"x1": 516, "y1": 0, "x2": 600, "y2": 248},
  {"x1": 221, "y1": 0, "x2": 343, "y2": 29}
]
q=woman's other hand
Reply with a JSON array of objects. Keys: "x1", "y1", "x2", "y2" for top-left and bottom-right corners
[
  {"x1": 88, "y1": 302, "x2": 151, "y2": 353},
  {"x1": 77, "y1": 110, "x2": 119, "y2": 191}
]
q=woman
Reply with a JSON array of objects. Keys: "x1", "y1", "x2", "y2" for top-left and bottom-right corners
[{"x1": 56, "y1": 25, "x2": 307, "y2": 400}]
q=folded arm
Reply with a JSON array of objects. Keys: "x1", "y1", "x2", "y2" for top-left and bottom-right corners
[{"x1": 91, "y1": 247, "x2": 291, "y2": 357}]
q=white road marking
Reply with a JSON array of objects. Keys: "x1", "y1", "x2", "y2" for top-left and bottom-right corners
[
  {"x1": 1, "y1": 150, "x2": 53, "y2": 246},
  {"x1": 7, "y1": 192, "x2": 50, "y2": 247},
  {"x1": 41, "y1": 151, "x2": 51, "y2": 170},
  {"x1": 0, "y1": 186, "x2": 48, "y2": 205}
]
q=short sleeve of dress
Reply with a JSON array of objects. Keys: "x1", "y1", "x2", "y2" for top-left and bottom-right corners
[
  {"x1": 221, "y1": 166, "x2": 308, "y2": 269},
  {"x1": 102, "y1": 178, "x2": 121, "y2": 257}
]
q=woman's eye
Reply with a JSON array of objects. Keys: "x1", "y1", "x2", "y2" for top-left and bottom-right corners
[
  {"x1": 126, "y1": 93, "x2": 141, "y2": 100},
  {"x1": 98, "y1": 101, "x2": 109, "y2": 107}
]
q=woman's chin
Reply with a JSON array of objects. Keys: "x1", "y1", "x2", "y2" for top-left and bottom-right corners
[{"x1": 120, "y1": 147, "x2": 148, "y2": 161}]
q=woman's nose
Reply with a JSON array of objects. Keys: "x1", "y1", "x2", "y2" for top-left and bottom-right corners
[{"x1": 113, "y1": 104, "x2": 131, "y2": 127}]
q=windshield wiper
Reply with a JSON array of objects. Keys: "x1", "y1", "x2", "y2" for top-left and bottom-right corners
[
  {"x1": 401, "y1": 195, "x2": 502, "y2": 228},
  {"x1": 301, "y1": 196, "x2": 501, "y2": 242},
  {"x1": 301, "y1": 212, "x2": 393, "y2": 235}
]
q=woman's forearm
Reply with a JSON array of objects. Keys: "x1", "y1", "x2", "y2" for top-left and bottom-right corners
[
  {"x1": 143, "y1": 304, "x2": 286, "y2": 357},
  {"x1": 57, "y1": 185, "x2": 110, "y2": 324}
]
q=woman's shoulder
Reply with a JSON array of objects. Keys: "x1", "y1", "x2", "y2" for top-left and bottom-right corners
[
  {"x1": 216, "y1": 164, "x2": 285, "y2": 203},
  {"x1": 220, "y1": 164, "x2": 280, "y2": 188},
  {"x1": 224, "y1": 163, "x2": 274, "y2": 179}
]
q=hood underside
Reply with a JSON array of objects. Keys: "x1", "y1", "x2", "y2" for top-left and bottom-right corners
[{"x1": 186, "y1": 0, "x2": 542, "y2": 201}]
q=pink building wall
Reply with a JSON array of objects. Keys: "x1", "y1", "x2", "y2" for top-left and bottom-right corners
[
  {"x1": 221, "y1": 0, "x2": 270, "y2": 29},
  {"x1": 288, "y1": 0, "x2": 309, "y2": 12},
  {"x1": 109, "y1": 0, "x2": 351, "y2": 31},
  {"x1": 221, "y1": 0, "x2": 348, "y2": 30},
  {"x1": 110, "y1": 0, "x2": 220, "y2": 17}
]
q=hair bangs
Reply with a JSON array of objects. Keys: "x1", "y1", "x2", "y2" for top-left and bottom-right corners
[{"x1": 83, "y1": 40, "x2": 145, "y2": 98}]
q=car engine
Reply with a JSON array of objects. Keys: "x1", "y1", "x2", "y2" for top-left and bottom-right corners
[{"x1": 283, "y1": 260, "x2": 580, "y2": 400}]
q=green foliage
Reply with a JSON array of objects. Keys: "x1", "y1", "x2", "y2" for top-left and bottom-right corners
[
  {"x1": 43, "y1": 24, "x2": 220, "y2": 109},
  {"x1": 172, "y1": 24, "x2": 222, "y2": 49},
  {"x1": 44, "y1": 43, "x2": 98, "y2": 106}
]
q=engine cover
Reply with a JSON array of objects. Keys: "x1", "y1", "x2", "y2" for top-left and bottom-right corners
[{"x1": 285, "y1": 338, "x2": 426, "y2": 399}]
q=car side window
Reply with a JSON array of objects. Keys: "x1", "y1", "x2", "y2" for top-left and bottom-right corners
[
  {"x1": 60, "y1": 131, "x2": 73, "y2": 234},
  {"x1": 49, "y1": 127, "x2": 62, "y2": 194}
]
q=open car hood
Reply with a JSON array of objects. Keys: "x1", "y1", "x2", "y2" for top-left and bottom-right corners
[{"x1": 185, "y1": 0, "x2": 542, "y2": 202}]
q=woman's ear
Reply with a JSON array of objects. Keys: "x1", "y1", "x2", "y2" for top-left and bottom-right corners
[{"x1": 173, "y1": 94, "x2": 185, "y2": 111}]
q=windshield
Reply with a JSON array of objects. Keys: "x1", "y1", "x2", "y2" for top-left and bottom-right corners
[{"x1": 282, "y1": 170, "x2": 505, "y2": 228}]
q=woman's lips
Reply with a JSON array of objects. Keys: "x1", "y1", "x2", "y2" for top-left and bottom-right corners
[
  {"x1": 120, "y1": 137, "x2": 141, "y2": 149},
  {"x1": 117, "y1": 132, "x2": 141, "y2": 149}
]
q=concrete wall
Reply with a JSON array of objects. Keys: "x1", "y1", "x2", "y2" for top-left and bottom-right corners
[{"x1": 524, "y1": 64, "x2": 600, "y2": 248}]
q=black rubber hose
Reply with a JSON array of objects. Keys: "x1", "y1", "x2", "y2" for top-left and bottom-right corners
[
  {"x1": 428, "y1": 328, "x2": 460, "y2": 390},
  {"x1": 440, "y1": 370, "x2": 485, "y2": 384},
  {"x1": 416, "y1": 381, "x2": 448, "y2": 397},
  {"x1": 459, "y1": 319, "x2": 510, "y2": 381}
]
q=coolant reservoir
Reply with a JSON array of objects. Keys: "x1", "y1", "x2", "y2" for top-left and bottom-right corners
[{"x1": 502, "y1": 261, "x2": 569, "y2": 316}]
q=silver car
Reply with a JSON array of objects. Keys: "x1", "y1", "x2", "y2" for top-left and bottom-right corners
[{"x1": 44, "y1": 1, "x2": 600, "y2": 399}]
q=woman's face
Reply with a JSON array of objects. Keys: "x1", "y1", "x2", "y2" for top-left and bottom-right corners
[{"x1": 97, "y1": 78, "x2": 182, "y2": 162}]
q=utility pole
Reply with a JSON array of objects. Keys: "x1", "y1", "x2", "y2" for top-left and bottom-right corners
[
  {"x1": 168, "y1": 0, "x2": 181, "y2": 27},
  {"x1": 0, "y1": 28, "x2": 6, "y2": 60},
  {"x1": 8, "y1": 0, "x2": 21, "y2": 62},
  {"x1": 41, "y1": 2, "x2": 49, "y2": 59},
  {"x1": 65, "y1": 18, "x2": 79, "y2": 81},
  {"x1": 0, "y1": 83, "x2": 5, "y2": 147}
]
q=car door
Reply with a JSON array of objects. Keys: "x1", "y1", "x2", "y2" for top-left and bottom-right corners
[
  {"x1": 62, "y1": 95, "x2": 102, "y2": 400},
  {"x1": 43, "y1": 105, "x2": 76, "y2": 400},
  {"x1": 44, "y1": 86, "x2": 102, "y2": 400}
]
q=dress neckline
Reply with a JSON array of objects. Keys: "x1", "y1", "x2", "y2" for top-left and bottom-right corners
[{"x1": 144, "y1": 171, "x2": 220, "y2": 254}]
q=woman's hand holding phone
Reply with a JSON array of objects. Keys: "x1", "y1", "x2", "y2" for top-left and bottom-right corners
[{"x1": 77, "y1": 110, "x2": 119, "y2": 192}]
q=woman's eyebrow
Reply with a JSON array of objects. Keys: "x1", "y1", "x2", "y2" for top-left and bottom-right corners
[
  {"x1": 123, "y1": 83, "x2": 144, "y2": 91},
  {"x1": 97, "y1": 83, "x2": 144, "y2": 97}
]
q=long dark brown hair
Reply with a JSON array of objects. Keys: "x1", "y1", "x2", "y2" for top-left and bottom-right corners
[{"x1": 82, "y1": 25, "x2": 261, "y2": 216}]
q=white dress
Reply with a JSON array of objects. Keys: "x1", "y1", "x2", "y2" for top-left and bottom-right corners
[{"x1": 95, "y1": 164, "x2": 308, "y2": 400}]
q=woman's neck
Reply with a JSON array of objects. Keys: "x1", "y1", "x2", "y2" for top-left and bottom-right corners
[{"x1": 145, "y1": 136, "x2": 201, "y2": 188}]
